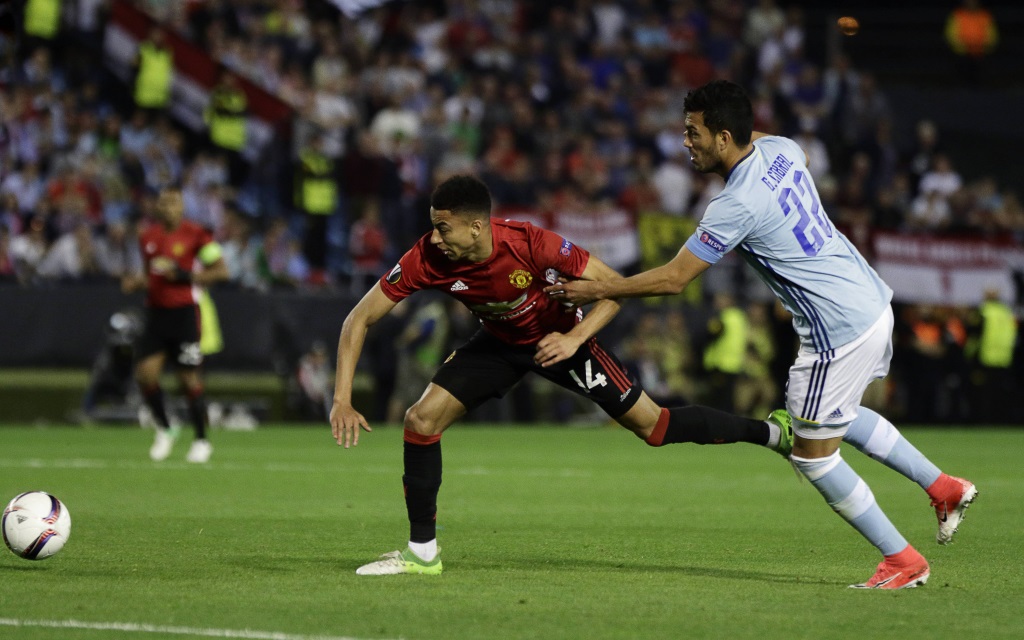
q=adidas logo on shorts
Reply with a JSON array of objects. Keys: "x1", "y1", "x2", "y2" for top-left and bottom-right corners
[
  {"x1": 450, "y1": 280, "x2": 468, "y2": 292},
  {"x1": 826, "y1": 408, "x2": 844, "y2": 420}
]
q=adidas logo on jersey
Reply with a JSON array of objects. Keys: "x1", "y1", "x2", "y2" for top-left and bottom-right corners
[
  {"x1": 826, "y1": 408, "x2": 844, "y2": 420},
  {"x1": 450, "y1": 280, "x2": 469, "y2": 292}
]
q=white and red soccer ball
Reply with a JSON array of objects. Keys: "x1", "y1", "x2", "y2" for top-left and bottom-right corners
[{"x1": 3, "y1": 491, "x2": 72, "y2": 560}]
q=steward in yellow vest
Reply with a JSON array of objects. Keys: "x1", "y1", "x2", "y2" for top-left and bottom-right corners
[
  {"x1": 24, "y1": 0, "x2": 61, "y2": 40},
  {"x1": 703, "y1": 293, "x2": 749, "y2": 413},
  {"x1": 205, "y1": 73, "x2": 247, "y2": 153},
  {"x1": 966, "y1": 289, "x2": 1018, "y2": 423},
  {"x1": 295, "y1": 138, "x2": 339, "y2": 273},
  {"x1": 134, "y1": 29, "x2": 174, "y2": 110}
]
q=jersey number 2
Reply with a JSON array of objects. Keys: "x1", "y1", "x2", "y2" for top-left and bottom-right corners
[{"x1": 778, "y1": 169, "x2": 831, "y2": 256}]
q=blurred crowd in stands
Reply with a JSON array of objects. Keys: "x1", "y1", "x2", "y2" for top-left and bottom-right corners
[{"x1": 1, "y1": 0, "x2": 1020, "y2": 423}]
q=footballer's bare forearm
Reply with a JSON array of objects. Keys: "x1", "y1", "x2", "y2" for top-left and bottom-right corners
[
  {"x1": 566, "y1": 298, "x2": 620, "y2": 343},
  {"x1": 590, "y1": 264, "x2": 691, "y2": 300},
  {"x1": 332, "y1": 318, "x2": 368, "y2": 406},
  {"x1": 195, "y1": 261, "x2": 229, "y2": 286}
]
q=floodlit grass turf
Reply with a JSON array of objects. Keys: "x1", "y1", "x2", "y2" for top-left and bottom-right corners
[{"x1": 0, "y1": 424, "x2": 1021, "y2": 640}]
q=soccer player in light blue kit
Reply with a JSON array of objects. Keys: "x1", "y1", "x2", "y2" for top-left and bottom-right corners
[{"x1": 546, "y1": 80, "x2": 977, "y2": 589}]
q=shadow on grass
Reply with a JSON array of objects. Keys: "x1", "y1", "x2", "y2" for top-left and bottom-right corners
[{"x1": 466, "y1": 556, "x2": 845, "y2": 586}]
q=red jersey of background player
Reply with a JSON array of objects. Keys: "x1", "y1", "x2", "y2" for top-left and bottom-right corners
[
  {"x1": 138, "y1": 220, "x2": 213, "y2": 308},
  {"x1": 379, "y1": 219, "x2": 590, "y2": 346}
]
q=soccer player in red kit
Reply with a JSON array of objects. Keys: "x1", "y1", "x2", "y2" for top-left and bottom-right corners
[
  {"x1": 329, "y1": 175, "x2": 794, "y2": 575},
  {"x1": 123, "y1": 186, "x2": 229, "y2": 463}
]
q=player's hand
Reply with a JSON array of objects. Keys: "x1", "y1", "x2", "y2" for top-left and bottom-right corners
[
  {"x1": 329, "y1": 401, "x2": 372, "y2": 449},
  {"x1": 544, "y1": 279, "x2": 599, "y2": 306},
  {"x1": 121, "y1": 274, "x2": 143, "y2": 293},
  {"x1": 534, "y1": 332, "x2": 584, "y2": 367}
]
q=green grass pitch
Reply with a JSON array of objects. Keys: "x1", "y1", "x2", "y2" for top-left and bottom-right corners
[{"x1": 1, "y1": 424, "x2": 1021, "y2": 639}]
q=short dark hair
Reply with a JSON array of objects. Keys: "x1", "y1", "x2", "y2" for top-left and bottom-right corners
[
  {"x1": 430, "y1": 175, "x2": 492, "y2": 219},
  {"x1": 683, "y1": 80, "x2": 754, "y2": 146}
]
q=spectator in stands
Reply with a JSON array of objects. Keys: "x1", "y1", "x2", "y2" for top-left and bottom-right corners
[
  {"x1": 1, "y1": 160, "x2": 46, "y2": 215},
  {"x1": 220, "y1": 208, "x2": 266, "y2": 292},
  {"x1": 94, "y1": 220, "x2": 140, "y2": 280},
  {"x1": 945, "y1": 0, "x2": 999, "y2": 85},
  {"x1": 348, "y1": 198, "x2": 388, "y2": 293},
  {"x1": 0, "y1": 224, "x2": 16, "y2": 282},
  {"x1": 918, "y1": 154, "x2": 963, "y2": 201},
  {"x1": 0, "y1": 194, "x2": 20, "y2": 235},
  {"x1": 841, "y1": 72, "x2": 891, "y2": 150},
  {"x1": 744, "y1": 0, "x2": 785, "y2": 51},
  {"x1": 260, "y1": 216, "x2": 309, "y2": 288},
  {"x1": 652, "y1": 151, "x2": 694, "y2": 217},
  {"x1": 37, "y1": 219, "x2": 99, "y2": 281},
  {"x1": 9, "y1": 215, "x2": 49, "y2": 285}
]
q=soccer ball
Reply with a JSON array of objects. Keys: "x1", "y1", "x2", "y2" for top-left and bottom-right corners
[{"x1": 2, "y1": 491, "x2": 72, "y2": 560}]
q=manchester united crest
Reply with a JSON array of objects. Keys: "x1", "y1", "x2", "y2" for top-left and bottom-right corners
[{"x1": 508, "y1": 269, "x2": 533, "y2": 289}]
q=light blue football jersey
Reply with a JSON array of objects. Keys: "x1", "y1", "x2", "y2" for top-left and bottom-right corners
[{"x1": 684, "y1": 135, "x2": 892, "y2": 352}]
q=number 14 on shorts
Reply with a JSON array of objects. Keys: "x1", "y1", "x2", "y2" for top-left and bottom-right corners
[{"x1": 570, "y1": 360, "x2": 607, "y2": 392}]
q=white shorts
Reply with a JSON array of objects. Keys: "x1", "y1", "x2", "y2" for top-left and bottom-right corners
[{"x1": 786, "y1": 306, "x2": 894, "y2": 440}]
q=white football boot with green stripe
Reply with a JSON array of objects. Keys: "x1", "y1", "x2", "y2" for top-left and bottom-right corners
[{"x1": 356, "y1": 548, "x2": 443, "y2": 575}]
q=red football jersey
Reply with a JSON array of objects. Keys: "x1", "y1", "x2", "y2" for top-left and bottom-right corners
[
  {"x1": 138, "y1": 220, "x2": 213, "y2": 308},
  {"x1": 379, "y1": 219, "x2": 590, "y2": 346}
]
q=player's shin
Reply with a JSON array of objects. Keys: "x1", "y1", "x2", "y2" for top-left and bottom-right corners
[
  {"x1": 842, "y1": 407, "x2": 941, "y2": 490},
  {"x1": 402, "y1": 430, "x2": 442, "y2": 558},
  {"x1": 141, "y1": 383, "x2": 171, "y2": 429},
  {"x1": 185, "y1": 384, "x2": 208, "y2": 440},
  {"x1": 791, "y1": 451, "x2": 908, "y2": 556},
  {"x1": 644, "y1": 406, "x2": 769, "y2": 447}
]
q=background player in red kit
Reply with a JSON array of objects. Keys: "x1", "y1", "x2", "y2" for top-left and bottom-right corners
[
  {"x1": 123, "y1": 186, "x2": 229, "y2": 463},
  {"x1": 329, "y1": 175, "x2": 794, "y2": 575}
]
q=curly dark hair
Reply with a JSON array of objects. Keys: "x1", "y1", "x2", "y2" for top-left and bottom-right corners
[
  {"x1": 430, "y1": 175, "x2": 492, "y2": 219},
  {"x1": 683, "y1": 80, "x2": 754, "y2": 147}
]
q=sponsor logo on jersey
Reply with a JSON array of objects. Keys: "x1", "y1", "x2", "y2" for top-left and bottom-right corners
[
  {"x1": 450, "y1": 280, "x2": 468, "y2": 292},
  {"x1": 468, "y1": 292, "x2": 533, "y2": 321},
  {"x1": 560, "y1": 239, "x2": 573, "y2": 256},
  {"x1": 386, "y1": 263, "x2": 402, "y2": 285},
  {"x1": 699, "y1": 231, "x2": 726, "y2": 252},
  {"x1": 508, "y1": 269, "x2": 533, "y2": 289}
]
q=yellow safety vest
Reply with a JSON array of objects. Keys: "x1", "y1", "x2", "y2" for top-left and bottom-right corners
[
  {"x1": 135, "y1": 42, "x2": 173, "y2": 108},
  {"x1": 298, "y1": 150, "x2": 337, "y2": 215},
  {"x1": 207, "y1": 88, "x2": 247, "y2": 151},
  {"x1": 25, "y1": 0, "x2": 60, "y2": 39},
  {"x1": 978, "y1": 300, "x2": 1017, "y2": 368},
  {"x1": 703, "y1": 307, "x2": 749, "y2": 374}
]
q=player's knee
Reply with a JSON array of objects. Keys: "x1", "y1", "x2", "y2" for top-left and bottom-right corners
[{"x1": 404, "y1": 403, "x2": 442, "y2": 436}]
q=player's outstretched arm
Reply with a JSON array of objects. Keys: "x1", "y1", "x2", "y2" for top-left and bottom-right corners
[
  {"x1": 535, "y1": 255, "x2": 621, "y2": 367},
  {"x1": 545, "y1": 247, "x2": 712, "y2": 306},
  {"x1": 194, "y1": 257, "x2": 229, "y2": 286},
  {"x1": 330, "y1": 283, "x2": 397, "y2": 448}
]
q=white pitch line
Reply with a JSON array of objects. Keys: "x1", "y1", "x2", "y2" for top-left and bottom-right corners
[{"x1": 0, "y1": 618, "x2": 398, "y2": 640}]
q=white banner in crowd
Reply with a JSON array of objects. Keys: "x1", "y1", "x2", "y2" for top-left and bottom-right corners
[
  {"x1": 872, "y1": 232, "x2": 1022, "y2": 305},
  {"x1": 552, "y1": 208, "x2": 640, "y2": 273}
]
